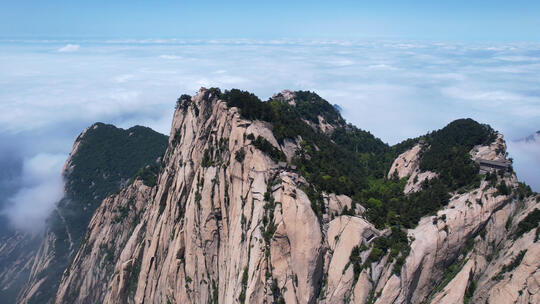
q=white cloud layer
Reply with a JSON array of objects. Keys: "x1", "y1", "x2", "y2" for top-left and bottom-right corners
[
  {"x1": 2, "y1": 153, "x2": 66, "y2": 232},
  {"x1": 0, "y1": 39, "x2": 538, "y2": 227},
  {"x1": 57, "y1": 44, "x2": 80, "y2": 52},
  {"x1": 507, "y1": 133, "x2": 540, "y2": 191}
]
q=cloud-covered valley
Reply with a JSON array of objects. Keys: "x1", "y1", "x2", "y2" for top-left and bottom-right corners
[{"x1": 1, "y1": 39, "x2": 539, "y2": 230}]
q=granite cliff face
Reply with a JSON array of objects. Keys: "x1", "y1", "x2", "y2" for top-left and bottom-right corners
[
  {"x1": 0, "y1": 231, "x2": 41, "y2": 302},
  {"x1": 0, "y1": 124, "x2": 168, "y2": 304},
  {"x1": 51, "y1": 88, "x2": 538, "y2": 304}
]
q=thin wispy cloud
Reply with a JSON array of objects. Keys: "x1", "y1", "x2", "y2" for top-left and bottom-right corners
[
  {"x1": 57, "y1": 44, "x2": 80, "y2": 52},
  {"x1": 159, "y1": 55, "x2": 182, "y2": 59},
  {"x1": 2, "y1": 153, "x2": 65, "y2": 232},
  {"x1": 507, "y1": 133, "x2": 540, "y2": 191},
  {"x1": 113, "y1": 74, "x2": 135, "y2": 83}
]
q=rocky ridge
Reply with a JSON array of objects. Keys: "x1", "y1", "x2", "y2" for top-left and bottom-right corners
[
  {"x1": 0, "y1": 123, "x2": 168, "y2": 304},
  {"x1": 52, "y1": 88, "x2": 539, "y2": 304}
]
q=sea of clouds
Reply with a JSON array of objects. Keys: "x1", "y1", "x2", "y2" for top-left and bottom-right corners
[{"x1": 0, "y1": 39, "x2": 538, "y2": 231}]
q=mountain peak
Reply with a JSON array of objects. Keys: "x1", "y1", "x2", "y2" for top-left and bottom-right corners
[
  {"x1": 271, "y1": 89, "x2": 296, "y2": 104},
  {"x1": 6, "y1": 88, "x2": 538, "y2": 304}
]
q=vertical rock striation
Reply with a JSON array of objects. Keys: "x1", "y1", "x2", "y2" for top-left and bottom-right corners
[{"x1": 52, "y1": 88, "x2": 539, "y2": 304}]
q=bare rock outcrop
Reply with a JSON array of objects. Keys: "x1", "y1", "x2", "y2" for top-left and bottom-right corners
[
  {"x1": 0, "y1": 232, "x2": 41, "y2": 303},
  {"x1": 55, "y1": 88, "x2": 326, "y2": 304},
  {"x1": 375, "y1": 136, "x2": 539, "y2": 304},
  {"x1": 53, "y1": 88, "x2": 539, "y2": 304},
  {"x1": 387, "y1": 144, "x2": 437, "y2": 194},
  {"x1": 470, "y1": 133, "x2": 507, "y2": 161}
]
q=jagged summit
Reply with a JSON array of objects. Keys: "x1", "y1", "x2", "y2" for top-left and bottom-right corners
[
  {"x1": 2, "y1": 87, "x2": 538, "y2": 304},
  {"x1": 182, "y1": 87, "x2": 346, "y2": 135},
  {"x1": 51, "y1": 87, "x2": 538, "y2": 304},
  {"x1": 271, "y1": 89, "x2": 296, "y2": 103}
]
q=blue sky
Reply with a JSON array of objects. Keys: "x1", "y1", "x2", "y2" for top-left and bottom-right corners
[{"x1": 2, "y1": 1, "x2": 540, "y2": 41}]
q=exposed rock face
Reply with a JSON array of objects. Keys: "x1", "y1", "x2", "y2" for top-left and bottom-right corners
[
  {"x1": 379, "y1": 139, "x2": 539, "y2": 304},
  {"x1": 5, "y1": 123, "x2": 168, "y2": 304},
  {"x1": 55, "y1": 88, "x2": 327, "y2": 303},
  {"x1": 379, "y1": 175, "x2": 516, "y2": 303},
  {"x1": 55, "y1": 179, "x2": 152, "y2": 303},
  {"x1": 47, "y1": 88, "x2": 539, "y2": 304},
  {"x1": 324, "y1": 193, "x2": 355, "y2": 217},
  {"x1": 388, "y1": 144, "x2": 422, "y2": 180},
  {"x1": 388, "y1": 144, "x2": 437, "y2": 194},
  {"x1": 0, "y1": 232, "x2": 41, "y2": 303},
  {"x1": 470, "y1": 133, "x2": 507, "y2": 161},
  {"x1": 464, "y1": 195, "x2": 540, "y2": 304},
  {"x1": 272, "y1": 90, "x2": 296, "y2": 106},
  {"x1": 303, "y1": 115, "x2": 336, "y2": 135},
  {"x1": 325, "y1": 216, "x2": 375, "y2": 303},
  {"x1": 426, "y1": 194, "x2": 540, "y2": 304}
]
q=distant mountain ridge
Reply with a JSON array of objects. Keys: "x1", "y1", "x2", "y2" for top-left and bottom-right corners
[{"x1": 522, "y1": 130, "x2": 540, "y2": 142}]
